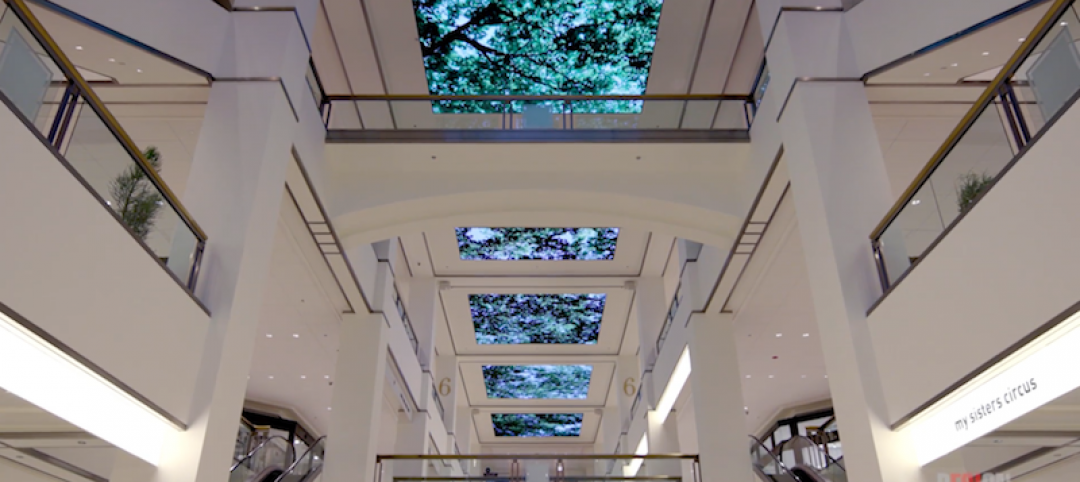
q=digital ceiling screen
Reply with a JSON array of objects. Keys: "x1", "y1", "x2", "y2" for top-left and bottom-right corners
[
  {"x1": 483, "y1": 365, "x2": 593, "y2": 399},
  {"x1": 412, "y1": 0, "x2": 664, "y2": 114},
  {"x1": 456, "y1": 227, "x2": 619, "y2": 261},
  {"x1": 491, "y1": 413, "x2": 584, "y2": 437},
  {"x1": 470, "y1": 293, "x2": 605, "y2": 344}
]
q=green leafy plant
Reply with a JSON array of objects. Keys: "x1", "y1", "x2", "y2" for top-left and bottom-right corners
[
  {"x1": 956, "y1": 172, "x2": 995, "y2": 212},
  {"x1": 109, "y1": 146, "x2": 163, "y2": 240}
]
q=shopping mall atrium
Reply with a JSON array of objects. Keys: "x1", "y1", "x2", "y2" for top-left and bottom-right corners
[{"x1": 1, "y1": 0, "x2": 1080, "y2": 480}]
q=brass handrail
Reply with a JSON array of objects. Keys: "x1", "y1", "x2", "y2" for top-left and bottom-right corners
[
  {"x1": 4, "y1": 0, "x2": 208, "y2": 241},
  {"x1": 869, "y1": 0, "x2": 1074, "y2": 240},
  {"x1": 327, "y1": 94, "x2": 751, "y2": 102},
  {"x1": 376, "y1": 454, "x2": 699, "y2": 461}
]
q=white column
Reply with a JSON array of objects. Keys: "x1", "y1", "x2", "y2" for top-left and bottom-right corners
[
  {"x1": 688, "y1": 313, "x2": 753, "y2": 482},
  {"x1": 394, "y1": 379, "x2": 432, "y2": 477},
  {"x1": 322, "y1": 314, "x2": 390, "y2": 482},
  {"x1": 408, "y1": 278, "x2": 439, "y2": 370},
  {"x1": 635, "y1": 277, "x2": 667, "y2": 403},
  {"x1": 764, "y1": 8, "x2": 921, "y2": 482},
  {"x1": 645, "y1": 411, "x2": 680, "y2": 476}
]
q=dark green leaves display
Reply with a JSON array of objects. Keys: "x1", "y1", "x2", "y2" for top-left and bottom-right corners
[
  {"x1": 456, "y1": 227, "x2": 619, "y2": 260},
  {"x1": 483, "y1": 365, "x2": 593, "y2": 399},
  {"x1": 412, "y1": 0, "x2": 665, "y2": 113},
  {"x1": 470, "y1": 294, "x2": 604, "y2": 344},
  {"x1": 491, "y1": 413, "x2": 583, "y2": 436}
]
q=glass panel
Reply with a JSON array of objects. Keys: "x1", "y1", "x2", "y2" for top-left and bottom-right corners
[
  {"x1": 0, "y1": 7, "x2": 68, "y2": 135},
  {"x1": 753, "y1": 64, "x2": 771, "y2": 108},
  {"x1": 875, "y1": 102, "x2": 1014, "y2": 285},
  {"x1": 1015, "y1": 6, "x2": 1080, "y2": 134},
  {"x1": 305, "y1": 59, "x2": 323, "y2": 108},
  {"x1": 403, "y1": 100, "x2": 506, "y2": 129},
  {"x1": 62, "y1": 101, "x2": 202, "y2": 285},
  {"x1": 510, "y1": 100, "x2": 566, "y2": 129}
]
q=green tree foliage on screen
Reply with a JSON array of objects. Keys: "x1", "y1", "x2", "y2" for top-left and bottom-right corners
[
  {"x1": 483, "y1": 365, "x2": 593, "y2": 399},
  {"x1": 456, "y1": 227, "x2": 619, "y2": 260},
  {"x1": 412, "y1": 0, "x2": 664, "y2": 113},
  {"x1": 492, "y1": 413, "x2": 583, "y2": 436},
  {"x1": 470, "y1": 294, "x2": 605, "y2": 344}
]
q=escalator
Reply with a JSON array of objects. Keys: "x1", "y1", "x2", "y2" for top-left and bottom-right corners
[
  {"x1": 750, "y1": 435, "x2": 846, "y2": 482},
  {"x1": 275, "y1": 436, "x2": 327, "y2": 482},
  {"x1": 750, "y1": 435, "x2": 800, "y2": 482},
  {"x1": 776, "y1": 436, "x2": 846, "y2": 482},
  {"x1": 231, "y1": 436, "x2": 296, "y2": 482}
]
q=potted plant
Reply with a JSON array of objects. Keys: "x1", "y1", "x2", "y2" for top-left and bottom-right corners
[
  {"x1": 956, "y1": 172, "x2": 995, "y2": 212},
  {"x1": 108, "y1": 146, "x2": 163, "y2": 240}
]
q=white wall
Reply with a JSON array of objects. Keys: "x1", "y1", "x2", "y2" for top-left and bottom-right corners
[
  {"x1": 868, "y1": 97, "x2": 1080, "y2": 423},
  {"x1": 0, "y1": 102, "x2": 210, "y2": 420}
]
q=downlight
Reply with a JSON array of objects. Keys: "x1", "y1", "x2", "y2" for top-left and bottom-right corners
[{"x1": 0, "y1": 307, "x2": 180, "y2": 464}]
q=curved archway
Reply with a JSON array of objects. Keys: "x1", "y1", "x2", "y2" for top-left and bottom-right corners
[{"x1": 334, "y1": 189, "x2": 744, "y2": 249}]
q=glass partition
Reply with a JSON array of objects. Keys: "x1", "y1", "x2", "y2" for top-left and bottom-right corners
[
  {"x1": 0, "y1": 0, "x2": 207, "y2": 291},
  {"x1": 327, "y1": 96, "x2": 752, "y2": 131},
  {"x1": 872, "y1": 0, "x2": 1080, "y2": 291}
]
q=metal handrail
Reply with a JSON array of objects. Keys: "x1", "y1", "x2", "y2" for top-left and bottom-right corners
[
  {"x1": 749, "y1": 435, "x2": 793, "y2": 476},
  {"x1": 328, "y1": 94, "x2": 751, "y2": 102},
  {"x1": 3, "y1": 0, "x2": 208, "y2": 242},
  {"x1": 870, "y1": 0, "x2": 1074, "y2": 241},
  {"x1": 376, "y1": 454, "x2": 700, "y2": 461},
  {"x1": 231, "y1": 435, "x2": 296, "y2": 472}
]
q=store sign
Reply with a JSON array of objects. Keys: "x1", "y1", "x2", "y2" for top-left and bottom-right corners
[
  {"x1": 903, "y1": 310, "x2": 1080, "y2": 465},
  {"x1": 937, "y1": 473, "x2": 1011, "y2": 482}
]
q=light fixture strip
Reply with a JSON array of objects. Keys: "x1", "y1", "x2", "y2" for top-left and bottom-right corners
[{"x1": 654, "y1": 346, "x2": 692, "y2": 424}]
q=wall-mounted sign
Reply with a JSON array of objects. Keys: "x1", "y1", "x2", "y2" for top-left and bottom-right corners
[{"x1": 902, "y1": 309, "x2": 1080, "y2": 465}]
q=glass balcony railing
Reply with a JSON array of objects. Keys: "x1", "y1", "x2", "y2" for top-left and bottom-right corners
[
  {"x1": 0, "y1": 0, "x2": 207, "y2": 291},
  {"x1": 375, "y1": 454, "x2": 700, "y2": 482},
  {"x1": 871, "y1": 0, "x2": 1080, "y2": 291},
  {"x1": 326, "y1": 95, "x2": 753, "y2": 131}
]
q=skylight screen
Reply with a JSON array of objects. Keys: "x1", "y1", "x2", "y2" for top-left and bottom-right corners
[
  {"x1": 491, "y1": 413, "x2": 583, "y2": 437},
  {"x1": 413, "y1": 0, "x2": 664, "y2": 113},
  {"x1": 456, "y1": 228, "x2": 619, "y2": 260},
  {"x1": 470, "y1": 293, "x2": 604, "y2": 345},
  {"x1": 483, "y1": 365, "x2": 593, "y2": 399}
]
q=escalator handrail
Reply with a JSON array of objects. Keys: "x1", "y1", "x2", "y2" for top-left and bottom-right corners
[
  {"x1": 232, "y1": 435, "x2": 297, "y2": 472},
  {"x1": 777, "y1": 436, "x2": 845, "y2": 472},
  {"x1": 749, "y1": 435, "x2": 796, "y2": 474},
  {"x1": 275, "y1": 435, "x2": 328, "y2": 482}
]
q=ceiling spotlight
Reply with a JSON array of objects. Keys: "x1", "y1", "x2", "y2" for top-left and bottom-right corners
[
  {"x1": 300, "y1": 375, "x2": 306, "y2": 379},
  {"x1": 75, "y1": 45, "x2": 83, "y2": 51},
  {"x1": 950, "y1": 62, "x2": 959, "y2": 67},
  {"x1": 745, "y1": 375, "x2": 751, "y2": 379},
  {"x1": 801, "y1": 375, "x2": 807, "y2": 378},
  {"x1": 911, "y1": 199, "x2": 921, "y2": 205},
  {"x1": 292, "y1": 333, "x2": 300, "y2": 338},
  {"x1": 802, "y1": 333, "x2": 810, "y2": 337},
  {"x1": 324, "y1": 375, "x2": 330, "y2": 379},
  {"x1": 105, "y1": 200, "x2": 112, "y2": 206},
  {"x1": 1019, "y1": 37, "x2": 1026, "y2": 42},
  {"x1": 824, "y1": 375, "x2": 829, "y2": 378},
  {"x1": 982, "y1": 51, "x2": 990, "y2": 56},
  {"x1": 266, "y1": 334, "x2": 273, "y2": 338},
  {"x1": 268, "y1": 375, "x2": 274, "y2": 379},
  {"x1": 768, "y1": 375, "x2": 774, "y2": 379},
  {"x1": 136, "y1": 69, "x2": 143, "y2": 73},
  {"x1": 1062, "y1": 21, "x2": 1069, "y2": 26},
  {"x1": 923, "y1": 72, "x2": 931, "y2": 77},
  {"x1": 108, "y1": 58, "x2": 116, "y2": 63},
  {"x1": 327, "y1": 407, "x2": 332, "y2": 411},
  {"x1": 775, "y1": 333, "x2": 782, "y2": 338}
]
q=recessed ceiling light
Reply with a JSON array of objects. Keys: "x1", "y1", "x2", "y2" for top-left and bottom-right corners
[
  {"x1": 266, "y1": 334, "x2": 272, "y2": 338},
  {"x1": 801, "y1": 375, "x2": 807, "y2": 378},
  {"x1": 775, "y1": 333, "x2": 782, "y2": 337},
  {"x1": 923, "y1": 72, "x2": 931, "y2": 77},
  {"x1": 1019, "y1": 37, "x2": 1026, "y2": 42},
  {"x1": 950, "y1": 63, "x2": 959, "y2": 67},
  {"x1": 802, "y1": 333, "x2": 810, "y2": 337},
  {"x1": 105, "y1": 200, "x2": 112, "y2": 206},
  {"x1": 982, "y1": 51, "x2": 990, "y2": 56},
  {"x1": 136, "y1": 69, "x2": 142, "y2": 73},
  {"x1": 300, "y1": 375, "x2": 306, "y2": 379},
  {"x1": 75, "y1": 45, "x2": 83, "y2": 50},
  {"x1": 1061, "y1": 21, "x2": 1069, "y2": 26},
  {"x1": 327, "y1": 407, "x2": 332, "y2": 411},
  {"x1": 108, "y1": 58, "x2": 116, "y2": 62},
  {"x1": 292, "y1": 333, "x2": 299, "y2": 338},
  {"x1": 768, "y1": 375, "x2": 774, "y2": 379},
  {"x1": 268, "y1": 375, "x2": 274, "y2": 379},
  {"x1": 824, "y1": 375, "x2": 829, "y2": 378},
  {"x1": 324, "y1": 375, "x2": 330, "y2": 379},
  {"x1": 745, "y1": 375, "x2": 751, "y2": 379},
  {"x1": 911, "y1": 199, "x2": 921, "y2": 205}
]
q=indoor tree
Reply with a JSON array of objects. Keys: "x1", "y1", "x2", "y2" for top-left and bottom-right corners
[{"x1": 108, "y1": 146, "x2": 164, "y2": 241}]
